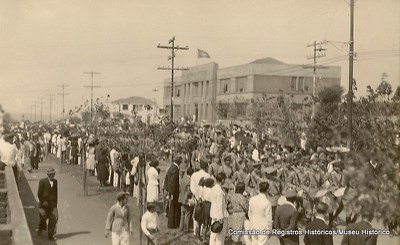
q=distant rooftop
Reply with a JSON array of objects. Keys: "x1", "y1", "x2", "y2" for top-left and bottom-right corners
[
  {"x1": 249, "y1": 57, "x2": 285, "y2": 65},
  {"x1": 111, "y1": 96, "x2": 156, "y2": 106}
]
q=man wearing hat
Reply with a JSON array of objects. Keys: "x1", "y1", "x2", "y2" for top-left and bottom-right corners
[
  {"x1": 37, "y1": 168, "x2": 58, "y2": 240},
  {"x1": 264, "y1": 166, "x2": 282, "y2": 218},
  {"x1": 164, "y1": 155, "x2": 182, "y2": 229},
  {"x1": 274, "y1": 188, "x2": 300, "y2": 245},
  {"x1": 105, "y1": 192, "x2": 133, "y2": 245}
]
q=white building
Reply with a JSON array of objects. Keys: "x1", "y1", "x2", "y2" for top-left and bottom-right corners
[{"x1": 110, "y1": 96, "x2": 159, "y2": 123}]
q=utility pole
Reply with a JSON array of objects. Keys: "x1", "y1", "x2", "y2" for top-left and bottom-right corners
[
  {"x1": 152, "y1": 88, "x2": 158, "y2": 117},
  {"x1": 46, "y1": 93, "x2": 56, "y2": 123},
  {"x1": 84, "y1": 71, "x2": 101, "y2": 128},
  {"x1": 37, "y1": 98, "x2": 44, "y2": 121},
  {"x1": 157, "y1": 37, "x2": 189, "y2": 121},
  {"x1": 58, "y1": 84, "x2": 69, "y2": 123},
  {"x1": 304, "y1": 41, "x2": 328, "y2": 119},
  {"x1": 347, "y1": 0, "x2": 355, "y2": 150}
]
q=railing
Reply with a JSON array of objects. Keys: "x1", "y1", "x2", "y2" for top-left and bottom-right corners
[{"x1": 0, "y1": 166, "x2": 33, "y2": 245}]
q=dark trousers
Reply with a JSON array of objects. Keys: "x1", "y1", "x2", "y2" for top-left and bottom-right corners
[
  {"x1": 179, "y1": 204, "x2": 193, "y2": 231},
  {"x1": 39, "y1": 207, "x2": 58, "y2": 237},
  {"x1": 168, "y1": 197, "x2": 181, "y2": 229}
]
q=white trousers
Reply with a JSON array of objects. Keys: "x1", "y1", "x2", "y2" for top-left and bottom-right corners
[
  {"x1": 251, "y1": 234, "x2": 269, "y2": 245},
  {"x1": 111, "y1": 230, "x2": 129, "y2": 245},
  {"x1": 209, "y1": 217, "x2": 228, "y2": 245}
]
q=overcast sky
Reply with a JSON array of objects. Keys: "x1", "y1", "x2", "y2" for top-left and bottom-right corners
[{"x1": 0, "y1": 0, "x2": 399, "y2": 120}]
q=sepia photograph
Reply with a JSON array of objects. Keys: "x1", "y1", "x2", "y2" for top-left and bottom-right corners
[{"x1": 0, "y1": 0, "x2": 399, "y2": 244}]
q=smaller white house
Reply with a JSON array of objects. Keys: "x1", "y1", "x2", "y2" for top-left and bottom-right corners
[{"x1": 110, "y1": 96, "x2": 159, "y2": 123}]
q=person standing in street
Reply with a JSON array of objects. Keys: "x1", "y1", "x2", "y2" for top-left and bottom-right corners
[
  {"x1": 248, "y1": 181, "x2": 273, "y2": 245},
  {"x1": 303, "y1": 202, "x2": 333, "y2": 245},
  {"x1": 164, "y1": 155, "x2": 182, "y2": 229},
  {"x1": 273, "y1": 189, "x2": 300, "y2": 245},
  {"x1": 105, "y1": 192, "x2": 133, "y2": 245},
  {"x1": 209, "y1": 173, "x2": 229, "y2": 245},
  {"x1": 341, "y1": 205, "x2": 378, "y2": 245},
  {"x1": 37, "y1": 168, "x2": 58, "y2": 241}
]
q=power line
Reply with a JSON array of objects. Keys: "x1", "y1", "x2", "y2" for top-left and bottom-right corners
[
  {"x1": 46, "y1": 93, "x2": 56, "y2": 123},
  {"x1": 84, "y1": 71, "x2": 101, "y2": 127},
  {"x1": 304, "y1": 41, "x2": 328, "y2": 118},
  {"x1": 58, "y1": 84, "x2": 69, "y2": 122},
  {"x1": 157, "y1": 36, "x2": 189, "y2": 121}
]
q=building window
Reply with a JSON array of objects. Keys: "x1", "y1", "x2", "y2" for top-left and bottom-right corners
[
  {"x1": 205, "y1": 104, "x2": 208, "y2": 118},
  {"x1": 291, "y1": 77, "x2": 297, "y2": 92},
  {"x1": 206, "y1": 81, "x2": 209, "y2": 96},
  {"x1": 193, "y1": 82, "x2": 199, "y2": 97},
  {"x1": 176, "y1": 88, "x2": 180, "y2": 97},
  {"x1": 122, "y1": 104, "x2": 129, "y2": 110},
  {"x1": 236, "y1": 76, "x2": 246, "y2": 92},
  {"x1": 298, "y1": 77, "x2": 304, "y2": 92},
  {"x1": 220, "y1": 79, "x2": 229, "y2": 94}
]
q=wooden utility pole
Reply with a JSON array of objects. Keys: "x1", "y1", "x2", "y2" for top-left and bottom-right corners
[
  {"x1": 37, "y1": 97, "x2": 44, "y2": 121},
  {"x1": 58, "y1": 84, "x2": 69, "y2": 123},
  {"x1": 46, "y1": 93, "x2": 56, "y2": 123},
  {"x1": 157, "y1": 37, "x2": 189, "y2": 121},
  {"x1": 304, "y1": 41, "x2": 328, "y2": 118},
  {"x1": 84, "y1": 71, "x2": 101, "y2": 128},
  {"x1": 347, "y1": 0, "x2": 355, "y2": 149},
  {"x1": 152, "y1": 88, "x2": 158, "y2": 117}
]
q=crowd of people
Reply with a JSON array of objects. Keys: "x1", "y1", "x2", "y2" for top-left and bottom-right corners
[{"x1": 1, "y1": 121, "x2": 399, "y2": 245}]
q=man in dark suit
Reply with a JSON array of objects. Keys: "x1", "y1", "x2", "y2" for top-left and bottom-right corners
[
  {"x1": 304, "y1": 202, "x2": 333, "y2": 245},
  {"x1": 37, "y1": 168, "x2": 58, "y2": 241},
  {"x1": 274, "y1": 189, "x2": 300, "y2": 245},
  {"x1": 164, "y1": 155, "x2": 181, "y2": 229},
  {"x1": 341, "y1": 205, "x2": 377, "y2": 245}
]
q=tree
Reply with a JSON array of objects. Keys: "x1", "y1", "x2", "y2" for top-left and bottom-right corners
[{"x1": 306, "y1": 85, "x2": 346, "y2": 150}]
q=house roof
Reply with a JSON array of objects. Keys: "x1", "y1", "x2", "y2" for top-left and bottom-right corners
[
  {"x1": 249, "y1": 57, "x2": 285, "y2": 65},
  {"x1": 111, "y1": 96, "x2": 156, "y2": 106}
]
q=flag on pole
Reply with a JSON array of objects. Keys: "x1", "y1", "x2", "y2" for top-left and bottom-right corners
[{"x1": 197, "y1": 49, "x2": 210, "y2": 58}]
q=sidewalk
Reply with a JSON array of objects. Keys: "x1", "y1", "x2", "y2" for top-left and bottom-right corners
[{"x1": 19, "y1": 156, "x2": 140, "y2": 245}]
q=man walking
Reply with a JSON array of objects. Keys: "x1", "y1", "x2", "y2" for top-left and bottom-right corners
[
  {"x1": 37, "y1": 168, "x2": 58, "y2": 241},
  {"x1": 105, "y1": 192, "x2": 133, "y2": 245}
]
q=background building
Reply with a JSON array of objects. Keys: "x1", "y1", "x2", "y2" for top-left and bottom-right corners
[
  {"x1": 163, "y1": 63, "x2": 218, "y2": 123},
  {"x1": 110, "y1": 96, "x2": 159, "y2": 123},
  {"x1": 163, "y1": 57, "x2": 341, "y2": 124}
]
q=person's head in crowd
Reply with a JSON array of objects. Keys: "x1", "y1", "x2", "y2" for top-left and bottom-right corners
[
  {"x1": 259, "y1": 181, "x2": 270, "y2": 195},
  {"x1": 186, "y1": 167, "x2": 194, "y2": 177},
  {"x1": 314, "y1": 201, "x2": 329, "y2": 217},
  {"x1": 235, "y1": 182, "x2": 245, "y2": 194},
  {"x1": 215, "y1": 172, "x2": 226, "y2": 185},
  {"x1": 200, "y1": 160, "x2": 208, "y2": 171},
  {"x1": 149, "y1": 160, "x2": 159, "y2": 168},
  {"x1": 146, "y1": 203, "x2": 157, "y2": 213},
  {"x1": 203, "y1": 178, "x2": 215, "y2": 188},
  {"x1": 174, "y1": 155, "x2": 182, "y2": 165},
  {"x1": 360, "y1": 205, "x2": 374, "y2": 222}
]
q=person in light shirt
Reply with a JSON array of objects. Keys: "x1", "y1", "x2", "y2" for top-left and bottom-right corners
[
  {"x1": 141, "y1": 203, "x2": 159, "y2": 245},
  {"x1": 190, "y1": 160, "x2": 210, "y2": 240},
  {"x1": 146, "y1": 160, "x2": 160, "y2": 203},
  {"x1": 209, "y1": 173, "x2": 229, "y2": 245},
  {"x1": 248, "y1": 181, "x2": 273, "y2": 245}
]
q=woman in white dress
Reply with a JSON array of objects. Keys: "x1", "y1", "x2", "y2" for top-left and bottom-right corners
[
  {"x1": 146, "y1": 160, "x2": 159, "y2": 203},
  {"x1": 86, "y1": 142, "x2": 96, "y2": 175}
]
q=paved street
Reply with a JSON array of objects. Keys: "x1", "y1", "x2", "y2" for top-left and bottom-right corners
[{"x1": 18, "y1": 157, "x2": 141, "y2": 245}]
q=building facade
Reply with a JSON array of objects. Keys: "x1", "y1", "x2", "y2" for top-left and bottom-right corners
[
  {"x1": 110, "y1": 96, "x2": 159, "y2": 123},
  {"x1": 163, "y1": 58, "x2": 341, "y2": 124},
  {"x1": 163, "y1": 63, "x2": 218, "y2": 123}
]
